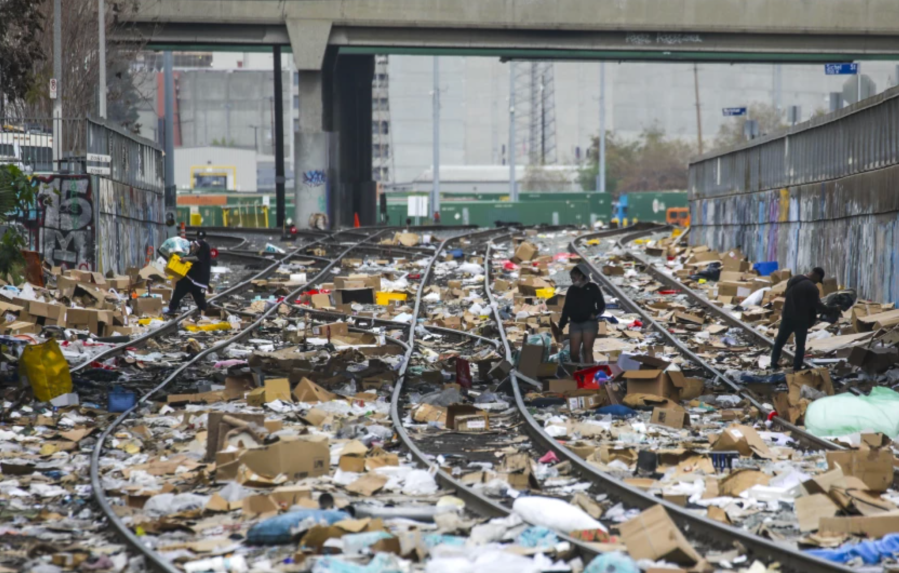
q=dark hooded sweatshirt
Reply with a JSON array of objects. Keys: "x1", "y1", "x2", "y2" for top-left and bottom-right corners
[{"x1": 782, "y1": 275, "x2": 828, "y2": 327}]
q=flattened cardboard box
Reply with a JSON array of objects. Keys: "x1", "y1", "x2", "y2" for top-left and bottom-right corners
[
  {"x1": 826, "y1": 449, "x2": 893, "y2": 492},
  {"x1": 238, "y1": 437, "x2": 330, "y2": 480}
]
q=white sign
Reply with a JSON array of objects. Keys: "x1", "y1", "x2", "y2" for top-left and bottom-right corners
[
  {"x1": 262, "y1": 196, "x2": 270, "y2": 207},
  {"x1": 86, "y1": 153, "x2": 111, "y2": 163},
  {"x1": 86, "y1": 166, "x2": 111, "y2": 175},
  {"x1": 49, "y1": 78, "x2": 57, "y2": 99},
  {"x1": 407, "y1": 196, "x2": 429, "y2": 217}
]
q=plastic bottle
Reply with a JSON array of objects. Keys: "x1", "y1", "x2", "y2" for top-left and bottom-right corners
[{"x1": 183, "y1": 555, "x2": 248, "y2": 573}]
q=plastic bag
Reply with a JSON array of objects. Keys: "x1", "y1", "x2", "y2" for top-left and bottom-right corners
[
  {"x1": 584, "y1": 552, "x2": 638, "y2": 573},
  {"x1": 143, "y1": 493, "x2": 210, "y2": 516},
  {"x1": 805, "y1": 387, "x2": 899, "y2": 438},
  {"x1": 402, "y1": 470, "x2": 438, "y2": 495},
  {"x1": 512, "y1": 496, "x2": 607, "y2": 532},
  {"x1": 20, "y1": 339, "x2": 72, "y2": 402},
  {"x1": 517, "y1": 526, "x2": 558, "y2": 548},
  {"x1": 159, "y1": 237, "x2": 191, "y2": 258},
  {"x1": 247, "y1": 509, "x2": 350, "y2": 545}
]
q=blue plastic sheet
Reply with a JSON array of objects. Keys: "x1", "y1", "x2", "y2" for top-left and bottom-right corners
[
  {"x1": 595, "y1": 405, "x2": 637, "y2": 418},
  {"x1": 739, "y1": 372, "x2": 786, "y2": 385},
  {"x1": 806, "y1": 534, "x2": 899, "y2": 564},
  {"x1": 247, "y1": 509, "x2": 350, "y2": 545}
]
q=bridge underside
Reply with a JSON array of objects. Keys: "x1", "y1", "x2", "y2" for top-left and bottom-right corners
[{"x1": 129, "y1": 24, "x2": 899, "y2": 63}]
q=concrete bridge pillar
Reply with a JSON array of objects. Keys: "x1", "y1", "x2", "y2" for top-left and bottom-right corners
[{"x1": 288, "y1": 20, "x2": 375, "y2": 229}]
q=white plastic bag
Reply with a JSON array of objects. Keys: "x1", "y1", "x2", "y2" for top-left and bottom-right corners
[
  {"x1": 513, "y1": 496, "x2": 607, "y2": 532},
  {"x1": 402, "y1": 469, "x2": 438, "y2": 495}
]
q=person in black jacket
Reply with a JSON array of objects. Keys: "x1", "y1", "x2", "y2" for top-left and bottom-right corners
[
  {"x1": 770, "y1": 267, "x2": 835, "y2": 371},
  {"x1": 166, "y1": 232, "x2": 211, "y2": 314},
  {"x1": 558, "y1": 266, "x2": 605, "y2": 363}
]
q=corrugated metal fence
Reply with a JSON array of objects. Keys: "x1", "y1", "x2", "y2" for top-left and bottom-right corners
[
  {"x1": 688, "y1": 85, "x2": 899, "y2": 304},
  {"x1": 0, "y1": 117, "x2": 164, "y2": 274},
  {"x1": 86, "y1": 119, "x2": 165, "y2": 274}
]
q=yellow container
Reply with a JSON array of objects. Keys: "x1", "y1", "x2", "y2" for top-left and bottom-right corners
[
  {"x1": 535, "y1": 287, "x2": 556, "y2": 299},
  {"x1": 376, "y1": 292, "x2": 408, "y2": 306},
  {"x1": 586, "y1": 239, "x2": 600, "y2": 246},
  {"x1": 184, "y1": 322, "x2": 232, "y2": 332},
  {"x1": 20, "y1": 339, "x2": 72, "y2": 402},
  {"x1": 166, "y1": 254, "x2": 192, "y2": 278}
]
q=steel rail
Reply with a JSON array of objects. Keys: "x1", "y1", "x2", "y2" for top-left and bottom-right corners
[
  {"x1": 481, "y1": 226, "x2": 853, "y2": 573},
  {"x1": 590, "y1": 228, "x2": 854, "y2": 452},
  {"x1": 89, "y1": 229, "x2": 390, "y2": 573},
  {"x1": 388, "y1": 226, "x2": 601, "y2": 559},
  {"x1": 71, "y1": 228, "x2": 369, "y2": 374}
]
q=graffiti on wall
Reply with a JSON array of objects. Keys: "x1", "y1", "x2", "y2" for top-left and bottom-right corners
[
  {"x1": 37, "y1": 175, "x2": 95, "y2": 271},
  {"x1": 303, "y1": 170, "x2": 327, "y2": 186}
]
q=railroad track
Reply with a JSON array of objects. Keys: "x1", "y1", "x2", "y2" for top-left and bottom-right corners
[
  {"x1": 80, "y1": 225, "x2": 523, "y2": 573},
  {"x1": 56, "y1": 224, "x2": 858, "y2": 573}
]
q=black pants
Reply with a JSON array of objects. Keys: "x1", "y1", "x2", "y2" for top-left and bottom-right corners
[
  {"x1": 168, "y1": 279, "x2": 207, "y2": 313},
  {"x1": 771, "y1": 319, "x2": 808, "y2": 371}
]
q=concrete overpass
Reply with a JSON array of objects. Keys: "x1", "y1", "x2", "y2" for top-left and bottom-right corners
[{"x1": 123, "y1": 0, "x2": 899, "y2": 227}]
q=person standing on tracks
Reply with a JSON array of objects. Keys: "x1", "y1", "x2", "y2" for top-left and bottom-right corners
[
  {"x1": 166, "y1": 231, "x2": 211, "y2": 315},
  {"x1": 770, "y1": 267, "x2": 835, "y2": 371},
  {"x1": 557, "y1": 266, "x2": 605, "y2": 364}
]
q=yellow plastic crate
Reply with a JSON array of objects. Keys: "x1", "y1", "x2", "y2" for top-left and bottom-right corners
[
  {"x1": 535, "y1": 287, "x2": 556, "y2": 299},
  {"x1": 166, "y1": 254, "x2": 192, "y2": 278},
  {"x1": 376, "y1": 292, "x2": 408, "y2": 305}
]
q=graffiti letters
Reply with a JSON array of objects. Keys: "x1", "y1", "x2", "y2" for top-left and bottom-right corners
[
  {"x1": 626, "y1": 32, "x2": 703, "y2": 46},
  {"x1": 38, "y1": 176, "x2": 95, "y2": 270},
  {"x1": 303, "y1": 170, "x2": 327, "y2": 187}
]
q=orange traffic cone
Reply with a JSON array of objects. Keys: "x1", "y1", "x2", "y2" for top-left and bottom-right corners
[{"x1": 354, "y1": 213, "x2": 360, "y2": 228}]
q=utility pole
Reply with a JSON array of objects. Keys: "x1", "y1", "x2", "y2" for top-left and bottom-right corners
[
  {"x1": 432, "y1": 56, "x2": 441, "y2": 219},
  {"x1": 273, "y1": 46, "x2": 286, "y2": 229},
  {"x1": 98, "y1": 0, "x2": 107, "y2": 118},
  {"x1": 164, "y1": 52, "x2": 176, "y2": 231},
  {"x1": 597, "y1": 62, "x2": 606, "y2": 193},
  {"x1": 693, "y1": 63, "x2": 703, "y2": 155},
  {"x1": 52, "y1": 0, "x2": 62, "y2": 166},
  {"x1": 508, "y1": 64, "x2": 518, "y2": 201}
]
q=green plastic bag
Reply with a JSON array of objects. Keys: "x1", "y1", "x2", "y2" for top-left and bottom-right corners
[
  {"x1": 20, "y1": 339, "x2": 72, "y2": 402},
  {"x1": 805, "y1": 387, "x2": 899, "y2": 438}
]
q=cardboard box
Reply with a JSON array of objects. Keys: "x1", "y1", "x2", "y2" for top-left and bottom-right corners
[
  {"x1": 848, "y1": 345, "x2": 899, "y2": 374},
  {"x1": 819, "y1": 512, "x2": 899, "y2": 538},
  {"x1": 67, "y1": 308, "x2": 113, "y2": 335},
  {"x1": 566, "y1": 390, "x2": 605, "y2": 412},
  {"x1": 826, "y1": 449, "x2": 893, "y2": 492},
  {"x1": 131, "y1": 297, "x2": 163, "y2": 317},
  {"x1": 446, "y1": 404, "x2": 489, "y2": 431},
  {"x1": 518, "y1": 343, "x2": 556, "y2": 379},
  {"x1": 293, "y1": 377, "x2": 337, "y2": 403},
  {"x1": 512, "y1": 241, "x2": 538, "y2": 263},
  {"x1": 488, "y1": 360, "x2": 512, "y2": 381},
  {"x1": 262, "y1": 378, "x2": 292, "y2": 403},
  {"x1": 668, "y1": 370, "x2": 704, "y2": 401},
  {"x1": 711, "y1": 425, "x2": 773, "y2": 459},
  {"x1": 818, "y1": 277, "x2": 838, "y2": 297},
  {"x1": 239, "y1": 437, "x2": 330, "y2": 480},
  {"x1": 206, "y1": 413, "x2": 265, "y2": 460},
  {"x1": 619, "y1": 505, "x2": 701, "y2": 564},
  {"x1": 545, "y1": 379, "x2": 578, "y2": 394},
  {"x1": 334, "y1": 288, "x2": 375, "y2": 305},
  {"x1": 651, "y1": 405, "x2": 691, "y2": 429},
  {"x1": 338, "y1": 440, "x2": 369, "y2": 472},
  {"x1": 624, "y1": 370, "x2": 675, "y2": 399},
  {"x1": 29, "y1": 301, "x2": 67, "y2": 322}
]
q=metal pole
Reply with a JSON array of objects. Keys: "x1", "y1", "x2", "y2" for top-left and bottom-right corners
[
  {"x1": 432, "y1": 56, "x2": 441, "y2": 219},
  {"x1": 98, "y1": 0, "x2": 107, "y2": 118},
  {"x1": 52, "y1": 0, "x2": 62, "y2": 166},
  {"x1": 598, "y1": 62, "x2": 606, "y2": 193},
  {"x1": 163, "y1": 52, "x2": 175, "y2": 215},
  {"x1": 509, "y1": 63, "x2": 518, "y2": 201},
  {"x1": 273, "y1": 46, "x2": 286, "y2": 229},
  {"x1": 857, "y1": 62, "x2": 861, "y2": 103},
  {"x1": 693, "y1": 63, "x2": 703, "y2": 155}
]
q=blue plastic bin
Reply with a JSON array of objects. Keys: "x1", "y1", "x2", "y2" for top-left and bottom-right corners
[
  {"x1": 108, "y1": 387, "x2": 137, "y2": 413},
  {"x1": 752, "y1": 261, "x2": 779, "y2": 276}
]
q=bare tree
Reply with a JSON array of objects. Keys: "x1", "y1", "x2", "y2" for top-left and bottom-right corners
[{"x1": 6, "y1": 0, "x2": 151, "y2": 132}]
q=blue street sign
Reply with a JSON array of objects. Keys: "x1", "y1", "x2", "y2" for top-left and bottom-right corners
[
  {"x1": 722, "y1": 107, "x2": 747, "y2": 117},
  {"x1": 824, "y1": 63, "x2": 859, "y2": 75}
]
